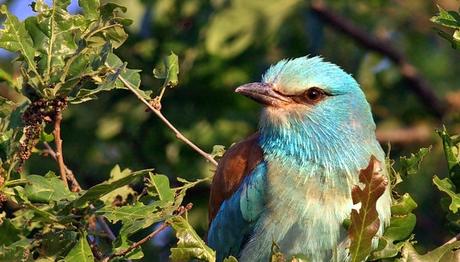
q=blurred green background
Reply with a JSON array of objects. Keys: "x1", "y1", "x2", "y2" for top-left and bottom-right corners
[{"x1": 1, "y1": 0, "x2": 460, "y2": 260}]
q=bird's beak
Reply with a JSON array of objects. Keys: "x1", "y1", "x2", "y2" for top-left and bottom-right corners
[{"x1": 235, "y1": 82, "x2": 291, "y2": 107}]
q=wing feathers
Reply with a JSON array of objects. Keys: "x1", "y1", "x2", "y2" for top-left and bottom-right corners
[{"x1": 208, "y1": 133, "x2": 263, "y2": 223}]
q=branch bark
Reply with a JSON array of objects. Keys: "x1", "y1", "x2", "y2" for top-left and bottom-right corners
[
  {"x1": 43, "y1": 142, "x2": 81, "y2": 192},
  {"x1": 310, "y1": 1, "x2": 447, "y2": 119},
  {"x1": 53, "y1": 111, "x2": 68, "y2": 188}
]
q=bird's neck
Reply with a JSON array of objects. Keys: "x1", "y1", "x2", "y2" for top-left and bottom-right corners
[{"x1": 258, "y1": 112, "x2": 382, "y2": 174}]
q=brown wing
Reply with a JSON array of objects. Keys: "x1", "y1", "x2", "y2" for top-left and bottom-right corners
[{"x1": 208, "y1": 133, "x2": 263, "y2": 224}]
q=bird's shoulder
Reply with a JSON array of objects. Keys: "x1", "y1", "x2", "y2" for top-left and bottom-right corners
[{"x1": 208, "y1": 132, "x2": 264, "y2": 223}]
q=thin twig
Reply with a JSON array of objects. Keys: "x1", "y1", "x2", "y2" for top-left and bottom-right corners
[
  {"x1": 42, "y1": 142, "x2": 115, "y2": 244},
  {"x1": 53, "y1": 111, "x2": 68, "y2": 188},
  {"x1": 105, "y1": 63, "x2": 218, "y2": 166},
  {"x1": 43, "y1": 142, "x2": 81, "y2": 192},
  {"x1": 310, "y1": 1, "x2": 447, "y2": 119},
  {"x1": 104, "y1": 203, "x2": 193, "y2": 261}
]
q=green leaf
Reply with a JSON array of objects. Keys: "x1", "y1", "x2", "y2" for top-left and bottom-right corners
[
  {"x1": 153, "y1": 51, "x2": 179, "y2": 88},
  {"x1": 99, "y1": 165, "x2": 137, "y2": 205},
  {"x1": 149, "y1": 173, "x2": 174, "y2": 202},
  {"x1": 205, "y1": 8, "x2": 256, "y2": 58},
  {"x1": 437, "y1": 128, "x2": 460, "y2": 187},
  {"x1": 0, "y1": 219, "x2": 21, "y2": 245},
  {"x1": 400, "y1": 241, "x2": 460, "y2": 262},
  {"x1": 433, "y1": 175, "x2": 460, "y2": 213},
  {"x1": 78, "y1": 0, "x2": 100, "y2": 20},
  {"x1": 399, "y1": 147, "x2": 431, "y2": 176},
  {"x1": 64, "y1": 232, "x2": 94, "y2": 262},
  {"x1": 372, "y1": 194, "x2": 417, "y2": 259},
  {"x1": 0, "y1": 5, "x2": 40, "y2": 82},
  {"x1": 24, "y1": 173, "x2": 77, "y2": 203},
  {"x1": 391, "y1": 193, "x2": 418, "y2": 216},
  {"x1": 0, "y1": 239, "x2": 31, "y2": 261},
  {"x1": 74, "y1": 53, "x2": 151, "y2": 102},
  {"x1": 39, "y1": 229, "x2": 78, "y2": 259},
  {"x1": 25, "y1": 1, "x2": 87, "y2": 87},
  {"x1": 97, "y1": 201, "x2": 168, "y2": 236},
  {"x1": 169, "y1": 216, "x2": 216, "y2": 262},
  {"x1": 97, "y1": 200, "x2": 174, "y2": 258},
  {"x1": 348, "y1": 156, "x2": 388, "y2": 262},
  {"x1": 431, "y1": 5, "x2": 460, "y2": 29},
  {"x1": 71, "y1": 168, "x2": 151, "y2": 207}
]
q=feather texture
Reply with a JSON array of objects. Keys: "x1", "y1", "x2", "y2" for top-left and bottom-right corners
[{"x1": 207, "y1": 56, "x2": 392, "y2": 262}]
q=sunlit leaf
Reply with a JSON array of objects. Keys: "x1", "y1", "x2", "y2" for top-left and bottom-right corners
[
  {"x1": 0, "y1": 239, "x2": 31, "y2": 261},
  {"x1": 372, "y1": 194, "x2": 417, "y2": 259},
  {"x1": 148, "y1": 173, "x2": 174, "y2": 203},
  {"x1": 64, "y1": 232, "x2": 94, "y2": 262},
  {"x1": 0, "y1": 5, "x2": 39, "y2": 81},
  {"x1": 72, "y1": 169, "x2": 151, "y2": 207},
  {"x1": 437, "y1": 128, "x2": 460, "y2": 187},
  {"x1": 399, "y1": 147, "x2": 431, "y2": 176},
  {"x1": 431, "y1": 5, "x2": 460, "y2": 29},
  {"x1": 433, "y1": 175, "x2": 460, "y2": 213},
  {"x1": 78, "y1": 0, "x2": 100, "y2": 21},
  {"x1": 24, "y1": 173, "x2": 76, "y2": 203},
  {"x1": 400, "y1": 241, "x2": 460, "y2": 262},
  {"x1": 99, "y1": 165, "x2": 136, "y2": 205},
  {"x1": 169, "y1": 216, "x2": 216, "y2": 262}
]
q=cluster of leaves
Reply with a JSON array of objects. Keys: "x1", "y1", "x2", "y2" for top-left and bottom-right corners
[
  {"x1": 0, "y1": 0, "x2": 214, "y2": 261},
  {"x1": 431, "y1": 5, "x2": 460, "y2": 49}
]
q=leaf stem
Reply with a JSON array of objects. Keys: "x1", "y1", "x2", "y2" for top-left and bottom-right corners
[{"x1": 107, "y1": 63, "x2": 218, "y2": 166}]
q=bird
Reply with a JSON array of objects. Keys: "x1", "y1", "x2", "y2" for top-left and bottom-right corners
[{"x1": 207, "y1": 56, "x2": 392, "y2": 262}]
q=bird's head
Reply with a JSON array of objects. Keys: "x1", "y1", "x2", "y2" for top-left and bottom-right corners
[{"x1": 236, "y1": 56, "x2": 379, "y2": 167}]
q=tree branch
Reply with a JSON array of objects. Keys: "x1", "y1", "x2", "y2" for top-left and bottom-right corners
[
  {"x1": 310, "y1": 1, "x2": 447, "y2": 119},
  {"x1": 106, "y1": 63, "x2": 218, "y2": 166},
  {"x1": 42, "y1": 142, "x2": 116, "y2": 242},
  {"x1": 53, "y1": 111, "x2": 68, "y2": 188},
  {"x1": 43, "y1": 142, "x2": 81, "y2": 192},
  {"x1": 104, "y1": 203, "x2": 193, "y2": 261}
]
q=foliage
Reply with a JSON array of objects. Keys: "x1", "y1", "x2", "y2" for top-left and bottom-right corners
[
  {"x1": 0, "y1": 0, "x2": 214, "y2": 261},
  {"x1": 431, "y1": 5, "x2": 460, "y2": 49},
  {"x1": 0, "y1": 0, "x2": 459, "y2": 262}
]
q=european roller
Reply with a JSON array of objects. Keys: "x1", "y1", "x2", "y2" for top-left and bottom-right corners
[{"x1": 207, "y1": 56, "x2": 392, "y2": 262}]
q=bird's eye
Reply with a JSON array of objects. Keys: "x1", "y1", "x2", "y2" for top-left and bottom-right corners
[{"x1": 304, "y1": 87, "x2": 325, "y2": 102}]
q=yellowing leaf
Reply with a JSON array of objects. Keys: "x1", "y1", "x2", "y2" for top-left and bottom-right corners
[
  {"x1": 99, "y1": 165, "x2": 136, "y2": 205},
  {"x1": 348, "y1": 156, "x2": 388, "y2": 262}
]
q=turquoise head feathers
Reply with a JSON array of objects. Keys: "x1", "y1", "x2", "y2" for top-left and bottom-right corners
[{"x1": 236, "y1": 56, "x2": 381, "y2": 171}]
